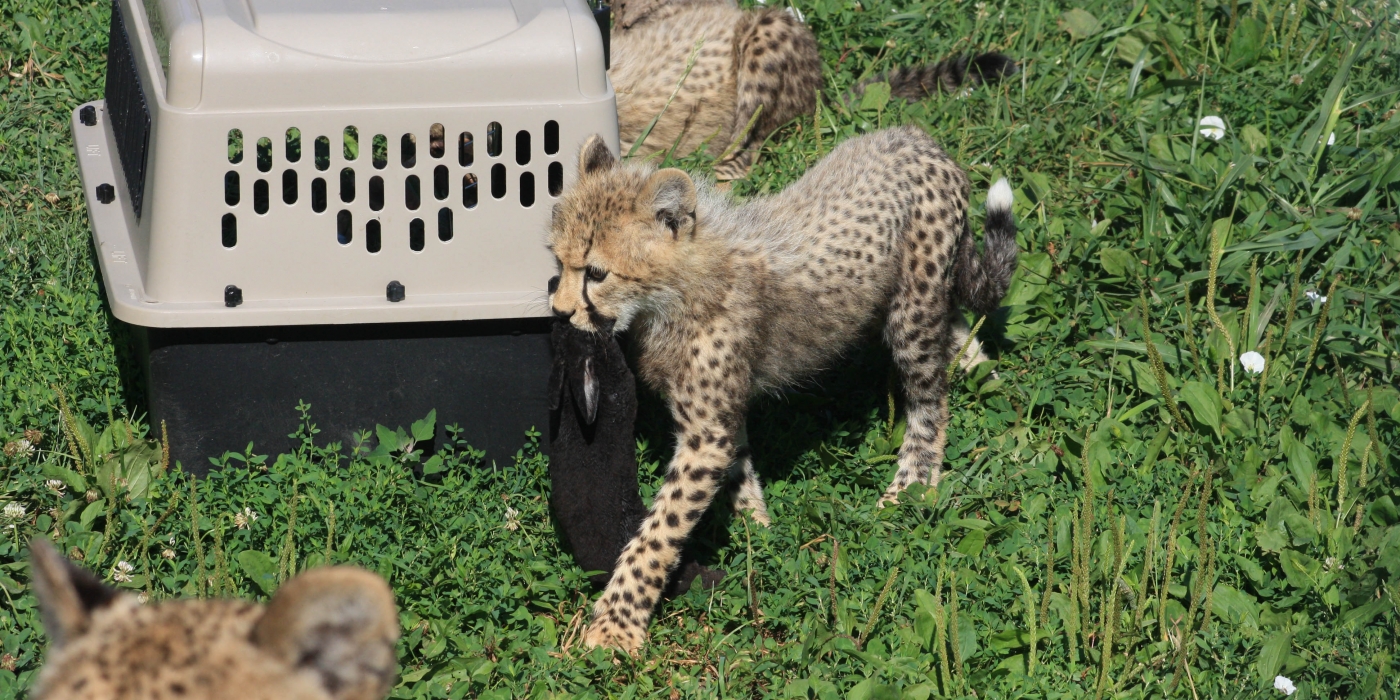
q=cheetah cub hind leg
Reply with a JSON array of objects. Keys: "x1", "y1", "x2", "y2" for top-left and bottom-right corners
[
  {"x1": 726, "y1": 425, "x2": 770, "y2": 526},
  {"x1": 712, "y1": 8, "x2": 821, "y2": 181},
  {"x1": 880, "y1": 177, "x2": 1018, "y2": 507}
]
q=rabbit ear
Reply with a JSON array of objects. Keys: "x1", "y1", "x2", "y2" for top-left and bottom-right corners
[
  {"x1": 581, "y1": 357, "x2": 600, "y2": 425},
  {"x1": 570, "y1": 354, "x2": 600, "y2": 426}
]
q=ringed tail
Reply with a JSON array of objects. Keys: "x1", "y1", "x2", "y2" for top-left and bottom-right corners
[
  {"x1": 846, "y1": 52, "x2": 1018, "y2": 104},
  {"x1": 953, "y1": 178, "x2": 1018, "y2": 316}
]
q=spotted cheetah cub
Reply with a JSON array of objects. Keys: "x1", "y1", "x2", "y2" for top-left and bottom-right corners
[
  {"x1": 611, "y1": 0, "x2": 1016, "y2": 180},
  {"x1": 547, "y1": 125, "x2": 1017, "y2": 651},
  {"x1": 29, "y1": 539, "x2": 400, "y2": 700}
]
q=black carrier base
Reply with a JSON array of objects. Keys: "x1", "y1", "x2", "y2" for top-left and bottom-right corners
[{"x1": 137, "y1": 318, "x2": 551, "y2": 475}]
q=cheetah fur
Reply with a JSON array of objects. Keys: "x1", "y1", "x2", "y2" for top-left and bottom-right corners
[
  {"x1": 29, "y1": 539, "x2": 400, "y2": 700},
  {"x1": 610, "y1": 0, "x2": 1016, "y2": 180},
  {"x1": 546, "y1": 125, "x2": 1017, "y2": 651}
]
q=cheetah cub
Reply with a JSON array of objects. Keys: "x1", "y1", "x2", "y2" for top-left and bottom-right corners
[
  {"x1": 29, "y1": 539, "x2": 400, "y2": 700},
  {"x1": 547, "y1": 126, "x2": 1017, "y2": 651},
  {"x1": 611, "y1": 0, "x2": 1016, "y2": 180}
]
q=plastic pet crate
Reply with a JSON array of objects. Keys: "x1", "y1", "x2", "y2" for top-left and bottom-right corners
[{"x1": 72, "y1": 0, "x2": 618, "y2": 471}]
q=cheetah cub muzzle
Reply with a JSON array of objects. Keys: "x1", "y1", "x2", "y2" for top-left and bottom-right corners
[
  {"x1": 547, "y1": 126, "x2": 1017, "y2": 652},
  {"x1": 29, "y1": 539, "x2": 400, "y2": 700}
]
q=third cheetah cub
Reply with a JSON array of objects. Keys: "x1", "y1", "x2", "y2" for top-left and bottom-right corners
[
  {"x1": 547, "y1": 126, "x2": 1017, "y2": 651},
  {"x1": 30, "y1": 539, "x2": 399, "y2": 700}
]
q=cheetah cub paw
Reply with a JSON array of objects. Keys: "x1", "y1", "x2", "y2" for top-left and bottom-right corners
[{"x1": 582, "y1": 615, "x2": 645, "y2": 654}]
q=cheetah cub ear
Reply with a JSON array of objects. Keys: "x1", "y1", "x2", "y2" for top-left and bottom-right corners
[
  {"x1": 578, "y1": 134, "x2": 617, "y2": 176},
  {"x1": 640, "y1": 169, "x2": 697, "y2": 239},
  {"x1": 252, "y1": 567, "x2": 401, "y2": 700},
  {"x1": 30, "y1": 538, "x2": 120, "y2": 651}
]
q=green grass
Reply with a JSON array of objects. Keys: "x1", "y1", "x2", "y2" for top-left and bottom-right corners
[{"x1": 3, "y1": 0, "x2": 1400, "y2": 697}]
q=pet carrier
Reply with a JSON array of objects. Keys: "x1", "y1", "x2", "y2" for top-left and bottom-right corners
[{"x1": 71, "y1": 0, "x2": 618, "y2": 471}]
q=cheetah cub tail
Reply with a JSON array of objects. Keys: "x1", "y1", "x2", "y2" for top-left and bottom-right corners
[
  {"x1": 953, "y1": 177, "x2": 1019, "y2": 317},
  {"x1": 845, "y1": 52, "x2": 1018, "y2": 105}
]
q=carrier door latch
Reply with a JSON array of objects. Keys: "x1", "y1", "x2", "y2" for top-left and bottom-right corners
[{"x1": 386, "y1": 280, "x2": 406, "y2": 303}]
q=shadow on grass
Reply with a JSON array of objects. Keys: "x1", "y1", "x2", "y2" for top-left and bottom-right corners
[
  {"x1": 87, "y1": 241, "x2": 150, "y2": 420},
  {"x1": 624, "y1": 329, "x2": 896, "y2": 571}
]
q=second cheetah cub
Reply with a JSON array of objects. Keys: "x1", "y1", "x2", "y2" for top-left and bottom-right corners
[
  {"x1": 610, "y1": 0, "x2": 1016, "y2": 180},
  {"x1": 547, "y1": 126, "x2": 1017, "y2": 651}
]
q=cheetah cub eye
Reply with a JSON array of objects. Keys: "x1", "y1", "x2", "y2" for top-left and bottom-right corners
[{"x1": 585, "y1": 266, "x2": 609, "y2": 283}]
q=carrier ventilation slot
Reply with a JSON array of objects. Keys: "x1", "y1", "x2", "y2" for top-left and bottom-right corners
[
  {"x1": 221, "y1": 123, "x2": 565, "y2": 254},
  {"x1": 104, "y1": 0, "x2": 152, "y2": 218}
]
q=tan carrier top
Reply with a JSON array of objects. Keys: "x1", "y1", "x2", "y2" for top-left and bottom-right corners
[{"x1": 73, "y1": 0, "x2": 619, "y2": 327}]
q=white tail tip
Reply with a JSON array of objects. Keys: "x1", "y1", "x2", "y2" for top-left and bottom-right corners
[{"x1": 987, "y1": 178, "x2": 1013, "y2": 213}]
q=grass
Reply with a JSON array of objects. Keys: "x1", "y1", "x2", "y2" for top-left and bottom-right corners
[{"x1": 2, "y1": 0, "x2": 1400, "y2": 697}]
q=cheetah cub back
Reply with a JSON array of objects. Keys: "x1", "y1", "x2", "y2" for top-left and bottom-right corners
[
  {"x1": 29, "y1": 539, "x2": 400, "y2": 700},
  {"x1": 547, "y1": 126, "x2": 1017, "y2": 651}
]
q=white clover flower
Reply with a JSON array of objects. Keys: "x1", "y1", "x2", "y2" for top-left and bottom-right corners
[
  {"x1": 1240, "y1": 351, "x2": 1265, "y2": 374},
  {"x1": 2, "y1": 503, "x2": 27, "y2": 521},
  {"x1": 1274, "y1": 675, "x2": 1296, "y2": 695},
  {"x1": 1305, "y1": 289, "x2": 1327, "y2": 304},
  {"x1": 234, "y1": 506, "x2": 258, "y2": 529},
  {"x1": 137, "y1": 592, "x2": 150, "y2": 604},
  {"x1": 1198, "y1": 116, "x2": 1226, "y2": 140},
  {"x1": 168, "y1": 535, "x2": 176, "y2": 545},
  {"x1": 45, "y1": 479, "x2": 67, "y2": 494},
  {"x1": 112, "y1": 561, "x2": 134, "y2": 583},
  {"x1": 162, "y1": 548, "x2": 176, "y2": 559},
  {"x1": 3, "y1": 439, "x2": 34, "y2": 458},
  {"x1": 504, "y1": 506, "x2": 521, "y2": 532}
]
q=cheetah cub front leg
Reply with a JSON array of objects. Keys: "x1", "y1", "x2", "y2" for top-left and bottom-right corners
[{"x1": 581, "y1": 361, "x2": 749, "y2": 651}]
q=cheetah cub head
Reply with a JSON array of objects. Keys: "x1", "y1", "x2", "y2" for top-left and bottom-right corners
[
  {"x1": 30, "y1": 539, "x2": 400, "y2": 700},
  {"x1": 547, "y1": 135, "x2": 702, "y2": 334}
]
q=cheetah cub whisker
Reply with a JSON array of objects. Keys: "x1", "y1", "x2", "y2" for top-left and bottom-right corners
[{"x1": 547, "y1": 126, "x2": 1017, "y2": 652}]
